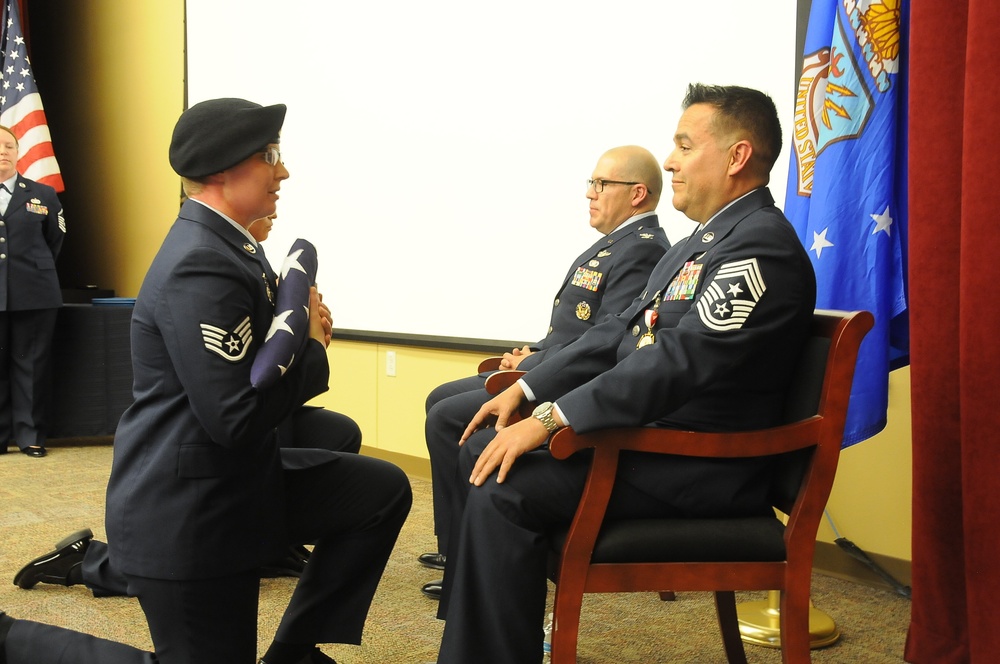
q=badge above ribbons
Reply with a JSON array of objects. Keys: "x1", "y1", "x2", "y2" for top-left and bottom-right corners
[{"x1": 251, "y1": 238, "x2": 319, "y2": 388}]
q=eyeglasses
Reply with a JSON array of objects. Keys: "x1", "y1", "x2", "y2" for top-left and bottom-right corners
[
  {"x1": 262, "y1": 147, "x2": 283, "y2": 166},
  {"x1": 587, "y1": 178, "x2": 639, "y2": 193}
]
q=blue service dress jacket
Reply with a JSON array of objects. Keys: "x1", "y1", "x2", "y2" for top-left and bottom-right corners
[
  {"x1": 104, "y1": 199, "x2": 331, "y2": 580},
  {"x1": 0, "y1": 174, "x2": 65, "y2": 312},
  {"x1": 519, "y1": 214, "x2": 670, "y2": 371},
  {"x1": 521, "y1": 187, "x2": 818, "y2": 515}
]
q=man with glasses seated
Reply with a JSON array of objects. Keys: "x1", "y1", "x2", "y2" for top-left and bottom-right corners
[{"x1": 419, "y1": 145, "x2": 670, "y2": 599}]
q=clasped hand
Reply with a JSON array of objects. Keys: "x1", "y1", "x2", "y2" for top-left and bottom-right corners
[
  {"x1": 308, "y1": 286, "x2": 333, "y2": 348},
  {"x1": 498, "y1": 345, "x2": 534, "y2": 370}
]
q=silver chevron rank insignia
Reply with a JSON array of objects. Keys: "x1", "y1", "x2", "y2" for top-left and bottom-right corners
[{"x1": 200, "y1": 316, "x2": 253, "y2": 361}]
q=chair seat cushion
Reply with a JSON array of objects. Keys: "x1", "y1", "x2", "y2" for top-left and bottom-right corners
[{"x1": 550, "y1": 516, "x2": 787, "y2": 563}]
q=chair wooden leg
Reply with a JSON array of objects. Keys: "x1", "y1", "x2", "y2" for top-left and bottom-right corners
[
  {"x1": 714, "y1": 590, "x2": 749, "y2": 664},
  {"x1": 779, "y1": 587, "x2": 812, "y2": 664},
  {"x1": 658, "y1": 591, "x2": 677, "y2": 601},
  {"x1": 550, "y1": 584, "x2": 586, "y2": 664}
]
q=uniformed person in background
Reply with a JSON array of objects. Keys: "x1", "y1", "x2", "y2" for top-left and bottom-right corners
[
  {"x1": 0, "y1": 98, "x2": 412, "y2": 664},
  {"x1": 0, "y1": 124, "x2": 65, "y2": 458},
  {"x1": 418, "y1": 145, "x2": 671, "y2": 599},
  {"x1": 434, "y1": 84, "x2": 817, "y2": 663}
]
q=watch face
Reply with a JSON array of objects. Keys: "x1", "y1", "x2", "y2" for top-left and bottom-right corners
[{"x1": 532, "y1": 402, "x2": 558, "y2": 432}]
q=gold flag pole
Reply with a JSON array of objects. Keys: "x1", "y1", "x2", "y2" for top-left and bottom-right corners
[{"x1": 736, "y1": 590, "x2": 841, "y2": 649}]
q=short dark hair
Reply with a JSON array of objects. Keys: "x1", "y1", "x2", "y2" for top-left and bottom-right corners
[
  {"x1": 0, "y1": 125, "x2": 18, "y2": 146},
  {"x1": 682, "y1": 83, "x2": 782, "y2": 176}
]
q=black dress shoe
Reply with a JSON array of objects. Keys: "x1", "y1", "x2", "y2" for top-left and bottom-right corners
[
  {"x1": 421, "y1": 579, "x2": 442, "y2": 600},
  {"x1": 417, "y1": 552, "x2": 446, "y2": 570},
  {"x1": 13, "y1": 528, "x2": 93, "y2": 589},
  {"x1": 21, "y1": 446, "x2": 46, "y2": 457}
]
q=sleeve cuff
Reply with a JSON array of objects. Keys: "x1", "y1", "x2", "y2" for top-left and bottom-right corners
[
  {"x1": 518, "y1": 378, "x2": 571, "y2": 429},
  {"x1": 517, "y1": 377, "x2": 536, "y2": 402},
  {"x1": 553, "y1": 402, "x2": 571, "y2": 429}
]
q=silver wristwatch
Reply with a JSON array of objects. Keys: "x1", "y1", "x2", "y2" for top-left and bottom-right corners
[{"x1": 532, "y1": 401, "x2": 560, "y2": 433}]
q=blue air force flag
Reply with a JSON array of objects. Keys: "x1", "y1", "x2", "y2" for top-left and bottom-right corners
[{"x1": 784, "y1": 0, "x2": 909, "y2": 446}]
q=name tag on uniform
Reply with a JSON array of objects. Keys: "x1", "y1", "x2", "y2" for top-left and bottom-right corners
[
  {"x1": 571, "y1": 266, "x2": 603, "y2": 292},
  {"x1": 664, "y1": 261, "x2": 703, "y2": 301}
]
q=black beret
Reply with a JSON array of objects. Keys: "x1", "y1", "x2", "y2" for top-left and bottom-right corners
[{"x1": 169, "y1": 98, "x2": 286, "y2": 178}]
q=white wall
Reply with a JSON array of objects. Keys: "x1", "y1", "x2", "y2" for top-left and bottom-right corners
[{"x1": 187, "y1": 0, "x2": 797, "y2": 341}]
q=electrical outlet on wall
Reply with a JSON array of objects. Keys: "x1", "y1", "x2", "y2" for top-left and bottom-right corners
[{"x1": 386, "y1": 351, "x2": 396, "y2": 377}]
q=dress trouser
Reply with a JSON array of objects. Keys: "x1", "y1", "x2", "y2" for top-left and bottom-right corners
[
  {"x1": 435, "y1": 428, "x2": 677, "y2": 664},
  {"x1": 81, "y1": 407, "x2": 364, "y2": 598},
  {"x1": 424, "y1": 376, "x2": 494, "y2": 553},
  {"x1": 277, "y1": 406, "x2": 362, "y2": 454},
  {"x1": 4, "y1": 452, "x2": 412, "y2": 664},
  {"x1": 0, "y1": 308, "x2": 58, "y2": 449},
  {"x1": 424, "y1": 374, "x2": 488, "y2": 414}
]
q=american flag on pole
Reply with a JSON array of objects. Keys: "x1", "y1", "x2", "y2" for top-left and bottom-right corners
[{"x1": 0, "y1": 1, "x2": 63, "y2": 191}]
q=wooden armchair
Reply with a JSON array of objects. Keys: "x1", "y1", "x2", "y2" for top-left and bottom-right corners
[{"x1": 484, "y1": 309, "x2": 874, "y2": 663}]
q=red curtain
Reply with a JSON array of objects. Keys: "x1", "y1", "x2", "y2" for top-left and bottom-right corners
[
  {"x1": 17, "y1": 1, "x2": 27, "y2": 39},
  {"x1": 906, "y1": 1, "x2": 1000, "y2": 661}
]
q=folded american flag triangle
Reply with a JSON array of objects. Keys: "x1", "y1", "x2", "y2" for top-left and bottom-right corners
[{"x1": 251, "y1": 238, "x2": 319, "y2": 388}]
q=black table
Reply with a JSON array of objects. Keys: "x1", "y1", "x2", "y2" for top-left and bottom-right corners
[{"x1": 49, "y1": 303, "x2": 134, "y2": 439}]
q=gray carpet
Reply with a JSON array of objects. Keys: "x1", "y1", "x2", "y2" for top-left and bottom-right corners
[{"x1": 0, "y1": 443, "x2": 910, "y2": 662}]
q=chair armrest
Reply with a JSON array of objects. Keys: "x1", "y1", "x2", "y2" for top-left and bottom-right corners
[
  {"x1": 477, "y1": 356, "x2": 503, "y2": 373},
  {"x1": 549, "y1": 420, "x2": 835, "y2": 527},
  {"x1": 484, "y1": 370, "x2": 525, "y2": 395},
  {"x1": 548, "y1": 419, "x2": 826, "y2": 462}
]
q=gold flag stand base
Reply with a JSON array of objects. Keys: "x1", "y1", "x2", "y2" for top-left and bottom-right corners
[{"x1": 737, "y1": 590, "x2": 841, "y2": 649}]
